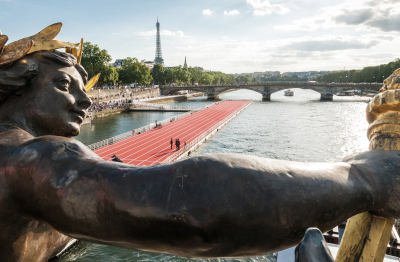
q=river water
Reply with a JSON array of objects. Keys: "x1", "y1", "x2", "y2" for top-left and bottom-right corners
[{"x1": 63, "y1": 89, "x2": 371, "y2": 262}]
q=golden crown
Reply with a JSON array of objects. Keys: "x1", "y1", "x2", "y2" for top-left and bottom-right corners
[{"x1": 0, "y1": 23, "x2": 99, "y2": 93}]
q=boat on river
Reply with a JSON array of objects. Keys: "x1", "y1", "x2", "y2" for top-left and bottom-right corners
[
  {"x1": 284, "y1": 90, "x2": 294, "y2": 96},
  {"x1": 337, "y1": 91, "x2": 355, "y2": 96}
]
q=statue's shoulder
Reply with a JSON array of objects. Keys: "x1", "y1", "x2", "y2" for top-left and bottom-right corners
[{"x1": 0, "y1": 125, "x2": 34, "y2": 147}]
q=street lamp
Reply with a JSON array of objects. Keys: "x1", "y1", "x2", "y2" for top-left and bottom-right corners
[
  {"x1": 346, "y1": 76, "x2": 347, "y2": 84},
  {"x1": 373, "y1": 76, "x2": 375, "y2": 83}
]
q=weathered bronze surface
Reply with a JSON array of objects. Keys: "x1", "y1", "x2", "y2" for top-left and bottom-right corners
[
  {"x1": 295, "y1": 228, "x2": 334, "y2": 262},
  {"x1": 1, "y1": 24, "x2": 400, "y2": 262}
]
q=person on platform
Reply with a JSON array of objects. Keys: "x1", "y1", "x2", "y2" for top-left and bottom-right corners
[
  {"x1": 170, "y1": 137, "x2": 174, "y2": 149},
  {"x1": 111, "y1": 154, "x2": 123, "y2": 163},
  {"x1": 175, "y1": 138, "x2": 178, "y2": 150},
  {"x1": 1, "y1": 24, "x2": 400, "y2": 262}
]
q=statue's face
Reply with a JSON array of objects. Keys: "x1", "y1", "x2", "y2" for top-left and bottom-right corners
[{"x1": 23, "y1": 58, "x2": 92, "y2": 137}]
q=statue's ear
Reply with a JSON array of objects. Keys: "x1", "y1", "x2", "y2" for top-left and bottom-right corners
[{"x1": 295, "y1": 228, "x2": 334, "y2": 262}]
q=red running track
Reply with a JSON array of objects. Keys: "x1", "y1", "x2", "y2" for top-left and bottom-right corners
[{"x1": 94, "y1": 101, "x2": 250, "y2": 166}]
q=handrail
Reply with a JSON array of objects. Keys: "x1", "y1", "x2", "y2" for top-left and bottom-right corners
[{"x1": 130, "y1": 101, "x2": 202, "y2": 111}]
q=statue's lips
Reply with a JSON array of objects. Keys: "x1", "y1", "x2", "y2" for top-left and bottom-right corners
[{"x1": 70, "y1": 110, "x2": 86, "y2": 122}]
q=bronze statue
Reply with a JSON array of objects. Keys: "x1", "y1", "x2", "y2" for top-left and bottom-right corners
[{"x1": 1, "y1": 24, "x2": 400, "y2": 262}]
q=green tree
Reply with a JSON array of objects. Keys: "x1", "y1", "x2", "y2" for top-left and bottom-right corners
[
  {"x1": 81, "y1": 42, "x2": 112, "y2": 84},
  {"x1": 164, "y1": 68, "x2": 175, "y2": 84},
  {"x1": 200, "y1": 73, "x2": 213, "y2": 84},
  {"x1": 173, "y1": 66, "x2": 191, "y2": 84},
  {"x1": 151, "y1": 64, "x2": 165, "y2": 85},
  {"x1": 188, "y1": 67, "x2": 202, "y2": 84},
  {"x1": 119, "y1": 57, "x2": 153, "y2": 85},
  {"x1": 101, "y1": 65, "x2": 119, "y2": 86}
]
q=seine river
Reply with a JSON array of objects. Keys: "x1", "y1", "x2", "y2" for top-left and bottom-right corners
[{"x1": 62, "y1": 89, "x2": 371, "y2": 262}]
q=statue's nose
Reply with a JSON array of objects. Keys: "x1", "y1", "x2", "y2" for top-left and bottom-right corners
[{"x1": 77, "y1": 89, "x2": 92, "y2": 109}]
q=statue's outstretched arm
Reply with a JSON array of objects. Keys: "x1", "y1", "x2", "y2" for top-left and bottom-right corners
[{"x1": 6, "y1": 135, "x2": 395, "y2": 258}]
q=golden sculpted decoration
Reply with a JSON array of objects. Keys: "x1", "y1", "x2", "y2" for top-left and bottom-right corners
[
  {"x1": 367, "y1": 70, "x2": 400, "y2": 150},
  {"x1": 336, "y1": 73, "x2": 400, "y2": 262},
  {"x1": 0, "y1": 23, "x2": 99, "y2": 92}
]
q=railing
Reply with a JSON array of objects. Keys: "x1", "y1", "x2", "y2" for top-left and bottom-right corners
[
  {"x1": 160, "y1": 82, "x2": 382, "y2": 88},
  {"x1": 160, "y1": 101, "x2": 251, "y2": 164},
  {"x1": 87, "y1": 111, "x2": 195, "y2": 151},
  {"x1": 130, "y1": 101, "x2": 202, "y2": 111},
  {"x1": 131, "y1": 92, "x2": 204, "y2": 103}
]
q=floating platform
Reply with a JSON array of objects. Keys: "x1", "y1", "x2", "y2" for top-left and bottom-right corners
[
  {"x1": 129, "y1": 108, "x2": 192, "y2": 112},
  {"x1": 94, "y1": 101, "x2": 251, "y2": 165}
]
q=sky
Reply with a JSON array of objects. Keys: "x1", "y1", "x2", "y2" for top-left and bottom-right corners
[{"x1": 1, "y1": 0, "x2": 400, "y2": 74}]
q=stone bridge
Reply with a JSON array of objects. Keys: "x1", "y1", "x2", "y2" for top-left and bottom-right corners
[{"x1": 160, "y1": 82, "x2": 382, "y2": 101}]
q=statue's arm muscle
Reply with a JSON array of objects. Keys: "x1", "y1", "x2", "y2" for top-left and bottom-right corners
[{"x1": 5, "y1": 136, "x2": 375, "y2": 258}]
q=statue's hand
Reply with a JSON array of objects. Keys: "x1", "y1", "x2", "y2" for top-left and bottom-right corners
[
  {"x1": 343, "y1": 150, "x2": 400, "y2": 219},
  {"x1": 295, "y1": 228, "x2": 334, "y2": 262}
]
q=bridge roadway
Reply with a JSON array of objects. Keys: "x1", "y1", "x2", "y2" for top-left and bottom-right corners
[
  {"x1": 160, "y1": 82, "x2": 382, "y2": 101},
  {"x1": 93, "y1": 101, "x2": 251, "y2": 165}
]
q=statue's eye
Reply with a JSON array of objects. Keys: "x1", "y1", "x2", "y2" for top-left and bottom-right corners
[{"x1": 59, "y1": 79, "x2": 70, "y2": 90}]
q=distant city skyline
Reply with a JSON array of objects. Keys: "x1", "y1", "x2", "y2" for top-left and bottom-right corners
[{"x1": 1, "y1": 0, "x2": 399, "y2": 74}]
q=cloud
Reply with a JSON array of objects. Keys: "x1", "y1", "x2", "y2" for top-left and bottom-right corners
[
  {"x1": 202, "y1": 9, "x2": 213, "y2": 15},
  {"x1": 366, "y1": 15, "x2": 400, "y2": 31},
  {"x1": 224, "y1": 10, "x2": 240, "y2": 15},
  {"x1": 274, "y1": 0, "x2": 400, "y2": 32},
  {"x1": 139, "y1": 29, "x2": 184, "y2": 37},
  {"x1": 282, "y1": 39, "x2": 380, "y2": 52},
  {"x1": 246, "y1": 0, "x2": 290, "y2": 15},
  {"x1": 334, "y1": 9, "x2": 374, "y2": 25}
]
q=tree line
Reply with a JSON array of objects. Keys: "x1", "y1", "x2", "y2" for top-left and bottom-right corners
[
  {"x1": 81, "y1": 42, "x2": 152, "y2": 87},
  {"x1": 151, "y1": 64, "x2": 235, "y2": 85},
  {"x1": 258, "y1": 74, "x2": 309, "y2": 82},
  {"x1": 81, "y1": 42, "x2": 236, "y2": 87},
  {"x1": 316, "y1": 58, "x2": 400, "y2": 83}
]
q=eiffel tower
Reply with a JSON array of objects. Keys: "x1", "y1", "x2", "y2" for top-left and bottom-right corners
[{"x1": 154, "y1": 17, "x2": 164, "y2": 66}]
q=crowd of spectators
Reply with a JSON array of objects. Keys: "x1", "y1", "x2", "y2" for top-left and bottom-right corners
[{"x1": 87, "y1": 101, "x2": 130, "y2": 114}]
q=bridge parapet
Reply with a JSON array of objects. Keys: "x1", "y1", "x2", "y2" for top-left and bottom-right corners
[{"x1": 160, "y1": 82, "x2": 382, "y2": 101}]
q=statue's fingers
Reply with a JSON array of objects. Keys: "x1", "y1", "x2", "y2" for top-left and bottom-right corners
[{"x1": 295, "y1": 228, "x2": 334, "y2": 262}]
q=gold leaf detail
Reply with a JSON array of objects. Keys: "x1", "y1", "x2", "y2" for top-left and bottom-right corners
[
  {"x1": 27, "y1": 40, "x2": 78, "y2": 54},
  {"x1": 85, "y1": 73, "x2": 101, "y2": 93},
  {"x1": 76, "y1": 38, "x2": 83, "y2": 64},
  {"x1": 0, "y1": 39, "x2": 32, "y2": 66}
]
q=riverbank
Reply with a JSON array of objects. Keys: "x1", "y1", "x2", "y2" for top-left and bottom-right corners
[{"x1": 90, "y1": 93, "x2": 205, "y2": 118}]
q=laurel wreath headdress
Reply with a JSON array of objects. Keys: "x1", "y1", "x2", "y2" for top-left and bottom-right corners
[{"x1": 0, "y1": 23, "x2": 100, "y2": 93}]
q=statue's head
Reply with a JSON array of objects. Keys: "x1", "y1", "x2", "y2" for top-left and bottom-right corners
[
  {"x1": 0, "y1": 51, "x2": 91, "y2": 137},
  {"x1": 0, "y1": 23, "x2": 98, "y2": 137}
]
